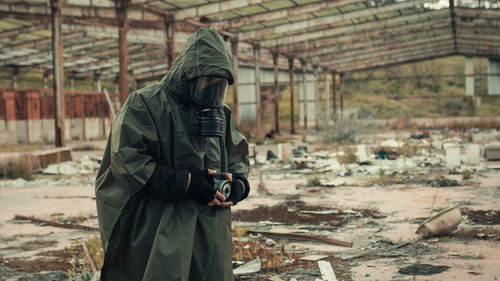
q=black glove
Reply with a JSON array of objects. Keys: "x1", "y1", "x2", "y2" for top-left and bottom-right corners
[
  {"x1": 187, "y1": 170, "x2": 216, "y2": 204},
  {"x1": 226, "y1": 179, "x2": 244, "y2": 205},
  {"x1": 227, "y1": 176, "x2": 250, "y2": 205}
]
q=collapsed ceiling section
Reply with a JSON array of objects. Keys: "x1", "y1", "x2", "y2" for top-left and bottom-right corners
[{"x1": 0, "y1": 0, "x2": 499, "y2": 81}]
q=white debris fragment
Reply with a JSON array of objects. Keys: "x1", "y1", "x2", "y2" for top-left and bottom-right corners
[
  {"x1": 265, "y1": 238, "x2": 277, "y2": 246},
  {"x1": 301, "y1": 210, "x2": 338, "y2": 215},
  {"x1": 445, "y1": 145, "x2": 461, "y2": 170},
  {"x1": 381, "y1": 139, "x2": 404, "y2": 148},
  {"x1": 318, "y1": 178, "x2": 346, "y2": 187},
  {"x1": 300, "y1": 255, "x2": 328, "y2": 261},
  {"x1": 233, "y1": 257, "x2": 261, "y2": 275},
  {"x1": 317, "y1": 260, "x2": 338, "y2": 281},
  {"x1": 357, "y1": 145, "x2": 371, "y2": 164},
  {"x1": 43, "y1": 162, "x2": 79, "y2": 175}
]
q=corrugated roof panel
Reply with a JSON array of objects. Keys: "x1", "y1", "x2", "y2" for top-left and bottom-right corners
[
  {"x1": 377, "y1": 10, "x2": 401, "y2": 19},
  {"x1": 174, "y1": 0, "x2": 208, "y2": 9},
  {"x1": 149, "y1": 1, "x2": 177, "y2": 9},
  {"x1": 340, "y1": 3, "x2": 366, "y2": 13},
  {"x1": 353, "y1": 15, "x2": 375, "y2": 24},
  {"x1": 236, "y1": 5, "x2": 268, "y2": 16},
  {"x1": 293, "y1": 0, "x2": 323, "y2": 4},
  {"x1": 262, "y1": 0, "x2": 295, "y2": 11},
  {"x1": 263, "y1": 18, "x2": 289, "y2": 27},
  {"x1": 209, "y1": 11, "x2": 239, "y2": 21},
  {"x1": 3, "y1": 18, "x2": 33, "y2": 27},
  {"x1": 239, "y1": 23, "x2": 266, "y2": 31},
  {"x1": 288, "y1": 13, "x2": 315, "y2": 22},
  {"x1": 17, "y1": 33, "x2": 42, "y2": 41},
  {"x1": 315, "y1": 7, "x2": 341, "y2": 17},
  {"x1": 31, "y1": 29, "x2": 52, "y2": 37},
  {"x1": 0, "y1": 20, "x2": 22, "y2": 30}
]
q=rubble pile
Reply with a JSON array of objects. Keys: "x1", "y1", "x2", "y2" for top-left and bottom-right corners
[{"x1": 256, "y1": 133, "x2": 493, "y2": 188}]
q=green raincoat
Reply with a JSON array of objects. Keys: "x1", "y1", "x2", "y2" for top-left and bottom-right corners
[{"x1": 95, "y1": 28, "x2": 250, "y2": 281}]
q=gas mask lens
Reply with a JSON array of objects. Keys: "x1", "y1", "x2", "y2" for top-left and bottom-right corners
[{"x1": 190, "y1": 77, "x2": 228, "y2": 108}]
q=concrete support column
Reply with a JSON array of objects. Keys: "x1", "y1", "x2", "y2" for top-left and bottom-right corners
[
  {"x1": 272, "y1": 50, "x2": 280, "y2": 134},
  {"x1": 465, "y1": 57, "x2": 474, "y2": 96},
  {"x1": 43, "y1": 72, "x2": 49, "y2": 89},
  {"x1": 231, "y1": 39, "x2": 239, "y2": 124},
  {"x1": 253, "y1": 44, "x2": 263, "y2": 142},
  {"x1": 324, "y1": 71, "x2": 329, "y2": 126},
  {"x1": 50, "y1": 0, "x2": 65, "y2": 147},
  {"x1": 313, "y1": 66, "x2": 319, "y2": 130},
  {"x1": 164, "y1": 15, "x2": 174, "y2": 70},
  {"x1": 289, "y1": 57, "x2": 295, "y2": 134},
  {"x1": 488, "y1": 58, "x2": 500, "y2": 96},
  {"x1": 70, "y1": 77, "x2": 75, "y2": 91},
  {"x1": 332, "y1": 72, "x2": 336, "y2": 117},
  {"x1": 116, "y1": 0, "x2": 130, "y2": 106},
  {"x1": 301, "y1": 60, "x2": 307, "y2": 129},
  {"x1": 339, "y1": 72, "x2": 345, "y2": 118},
  {"x1": 12, "y1": 68, "x2": 18, "y2": 90},
  {"x1": 93, "y1": 72, "x2": 101, "y2": 92}
]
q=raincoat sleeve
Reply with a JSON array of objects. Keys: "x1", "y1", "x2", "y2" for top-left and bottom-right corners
[
  {"x1": 225, "y1": 112, "x2": 251, "y2": 200},
  {"x1": 111, "y1": 93, "x2": 189, "y2": 202}
]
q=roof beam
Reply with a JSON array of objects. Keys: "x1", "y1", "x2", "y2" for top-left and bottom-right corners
[
  {"x1": 304, "y1": 31, "x2": 453, "y2": 63},
  {"x1": 0, "y1": 38, "x2": 116, "y2": 67},
  {"x1": 284, "y1": 20, "x2": 451, "y2": 56},
  {"x1": 259, "y1": 8, "x2": 449, "y2": 48},
  {"x1": 211, "y1": 0, "x2": 364, "y2": 30},
  {"x1": 324, "y1": 46, "x2": 455, "y2": 72},
  {"x1": 238, "y1": 0, "x2": 429, "y2": 41},
  {"x1": 317, "y1": 37, "x2": 454, "y2": 66},
  {"x1": 173, "y1": 0, "x2": 276, "y2": 21},
  {"x1": 0, "y1": 2, "x2": 164, "y2": 29},
  {"x1": 449, "y1": 0, "x2": 458, "y2": 52}
]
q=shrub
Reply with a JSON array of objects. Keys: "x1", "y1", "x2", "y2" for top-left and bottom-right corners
[
  {"x1": 0, "y1": 156, "x2": 34, "y2": 180},
  {"x1": 321, "y1": 107, "x2": 374, "y2": 144}
]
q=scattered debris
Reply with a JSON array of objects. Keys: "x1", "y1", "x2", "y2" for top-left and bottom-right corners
[
  {"x1": 300, "y1": 255, "x2": 328, "y2": 261},
  {"x1": 416, "y1": 206, "x2": 462, "y2": 238},
  {"x1": 462, "y1": 209, "x2": 500, "y2": 225},
  {"x1": 13, "y1": 215, "x2": 99, "y2": 232},
  {"x1": 245, "y1": 229, "x2": 352, "y2": 247},
  {"x1": 232, "y1": 201, "x2": 379, "y2": 225},
  {"x1": 43, "y1": 155, "x2": 101, "y2": 175},
  {"x1": 398, "y1": 263, "x2": 450, "y2": 275},
  {"x1": 233, "y1": 257, "x2": 262, "y2": 275},
  {"x1": 34, "y1": 147, "x2": 73, "y2": 168},
  {"x1": 317, "y1": 260, "x2": 337, "y2": 281}
]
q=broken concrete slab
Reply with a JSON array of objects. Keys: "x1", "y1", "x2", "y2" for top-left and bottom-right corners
[
  {"x1": 317, "y1": 260, "x2": 338, "y2": 281},
  {"x1": 34, "y1": 147, "x2": 72, "y2": 168}
]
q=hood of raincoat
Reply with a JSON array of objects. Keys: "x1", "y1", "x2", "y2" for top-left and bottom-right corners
[{"x1": 160, "y1": 27, "x2": 234, "y2": 104}]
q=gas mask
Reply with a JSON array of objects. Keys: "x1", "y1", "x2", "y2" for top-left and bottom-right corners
[{"x1": 189, "y1": 76, "x2": 228, "y2": 137}]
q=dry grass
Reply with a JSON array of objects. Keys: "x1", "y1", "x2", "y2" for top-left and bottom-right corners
[
  {"x1": 233, "y1": 226, "x2": 288, "y2": 270},
  {"x1": 0, "y1": 156, "x2": 34, "y2": 180},
  {"x1": 338, "y1": 146, "x2": 357, "y2": 164},
  {"x1": 66, "y1": 235, "x2": 103, "y2": 281}
]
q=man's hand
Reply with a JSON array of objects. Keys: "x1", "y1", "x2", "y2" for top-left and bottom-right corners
[
  {"x1": 220, "y1": 179, "x2": 244, "y2": 207},
  {"x1": 187, "y1": 169, "x2": 218, "y2": 204},
  {"x1": 207, "y1": 169, "x2": 232, "y2": 207}
]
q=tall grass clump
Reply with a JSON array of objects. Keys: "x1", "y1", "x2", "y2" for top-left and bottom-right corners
[
  {"x1": 0, "y1": 156, "x2": 34, "y2": 180},
  {"x1": 321, "y1": 107, "x2": 374, "y2": 144}
]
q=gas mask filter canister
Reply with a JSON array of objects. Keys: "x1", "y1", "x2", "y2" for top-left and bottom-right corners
[{"x1": 189, "y1": 76, "x2": 228, "y2": 137}]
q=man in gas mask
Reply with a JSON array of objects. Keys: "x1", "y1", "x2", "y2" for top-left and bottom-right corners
[{"x1": 95, "y1": 27, "x2": 250, "y2": 281}]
